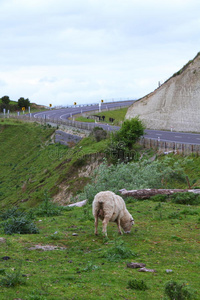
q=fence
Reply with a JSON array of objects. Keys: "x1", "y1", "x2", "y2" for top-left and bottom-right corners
[
  {"x1": 0, "y1": 114, "x2": 114, "y2": 132},
  {"x1": 140, "y1": 137, "x2": 200, "y2": 155},
  {"x1": 1, "y1": 114, "x2": 200, "y2": 155}
]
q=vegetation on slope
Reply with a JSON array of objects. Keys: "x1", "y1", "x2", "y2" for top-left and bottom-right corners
[
  {"x1": 0, "y1": 119, "x2": 108, "y2": 209},
  {"x1": 0, "y1": 117, "x2": 200, "y2": 299}
]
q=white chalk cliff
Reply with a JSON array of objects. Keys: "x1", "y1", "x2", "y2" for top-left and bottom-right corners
[{"x1": 126, "y1": 53, "x2": 200, "y2": 132}]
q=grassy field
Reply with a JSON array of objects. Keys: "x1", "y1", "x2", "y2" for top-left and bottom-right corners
[
  {"x1": 74, "y1": 107, "x2": 128, "y2": 126},
  {"x1": 0, "y1": 198, "x2": 199, "y2": 299},
  {"x1": 0, "y1": 118, "x2": 200, "y2": 299}
]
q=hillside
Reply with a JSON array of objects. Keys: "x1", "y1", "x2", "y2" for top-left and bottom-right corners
[
  {"x1": 0, "y1": 119, "x2": 107, "y2": 209},
  {"x1": 126, "y1": 52, "x2": 200, "y2": 132},
  {"x1": 0, "y1": 119, "x2": 200, "y2": 299}
]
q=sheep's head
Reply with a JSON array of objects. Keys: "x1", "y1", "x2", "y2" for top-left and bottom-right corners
[{"x1": 121, "y1": 216, "x2": 134, "y2": 234}]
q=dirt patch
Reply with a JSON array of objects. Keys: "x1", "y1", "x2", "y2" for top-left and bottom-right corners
[
  {"x1": 53, "y1": 153, "x2": 104, "y2": 205},
  {"x1": 28, "y1": 245, "x2": 66, "y2": 251}
]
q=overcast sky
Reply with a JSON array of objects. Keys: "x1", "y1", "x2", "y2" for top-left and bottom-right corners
[{"x1": 0, "y1": 0, "x2": 200, "y2": 107}]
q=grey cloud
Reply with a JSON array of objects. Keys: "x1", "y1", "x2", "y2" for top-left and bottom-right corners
[{"x1": 0, "y1": 0, "x2": 200, "y2": 106}]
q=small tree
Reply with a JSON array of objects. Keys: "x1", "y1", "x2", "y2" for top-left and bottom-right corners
[
  {"x1": 106, "y1": 117, "x2": 145, "y2": 163},
  {"x1": 113, "y1": 117, "x2": 145, "y2": 149},
  {"x1": 1, "y1": 95, "x2": 10, "y2": 106},
  {"x1": 18, "y1": 97, "x2": 30, "y2": 109}
]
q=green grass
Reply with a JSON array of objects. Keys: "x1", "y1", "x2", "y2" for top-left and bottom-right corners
[
  {"x1": 0, "y1": 119, "x2": 108, "y2": 208},
  {"x1": 75, "y1": 107, "x2": 128, "y2": 126},
  {"x1": 0, "y1": 200, "x2": 199, "y2": 299},
  {"x1": 1, "y1": 118, "x2": 200, "y2": 299}
]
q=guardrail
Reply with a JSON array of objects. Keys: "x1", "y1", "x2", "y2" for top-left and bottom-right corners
[
  {"x1": 54, "y1": 98, "x2": 136, "y2": 109},
  {"x1": 1, "y1": 114, "x2": 111, "y2": 131},
  {"x1": 140, "y1": 137, "x2": 200, "y2": 155}
]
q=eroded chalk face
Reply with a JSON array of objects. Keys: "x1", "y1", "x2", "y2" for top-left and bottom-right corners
[{"x1": 123, "y1": 218, "x2": 134, "y2": 234}]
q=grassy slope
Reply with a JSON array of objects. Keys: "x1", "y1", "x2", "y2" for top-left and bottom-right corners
[
  {"x1": 0, "y1": 119, "x2": 107, "y2": 209},
  {"x1": 0, "y1": 119, "x2": 200, "y2": 299},
  {"x1": 75, "y1": 107, "x2": 128, "y2": 126}
]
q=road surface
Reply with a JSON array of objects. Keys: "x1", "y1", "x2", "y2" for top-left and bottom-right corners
[{"x1": 32, "y1": 102, "x2": 200, "y2": 145}]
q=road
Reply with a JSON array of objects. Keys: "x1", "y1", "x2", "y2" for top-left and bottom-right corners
[{"x1": 32, "y1": 101, "x2": 200, "y2": 145}]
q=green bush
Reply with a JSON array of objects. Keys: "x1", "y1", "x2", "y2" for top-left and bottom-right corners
[
  {"x1": 168, "y1": 212, "x2": 182, "y2": 219},
  {"x1": 150, "y1": 194, "x2": 168, "y2": 202},
  {"x1": 106, "y1": 117, "x2": 145, "y2": 163},
  {"x1": 164, "y1": 280, "x2": 197, "y2": 299},
  {"x1": 112, "y1": 117, "x2": 145, "y2": 149},
  {"x1": 102, "y1": 238, "x2": 136, "y2": 262},
  {"x1": 90, "y1": 127, "x2": 107, "y2": 142},
  {"x1": 3, "y1": 216, "x2": 39, "y2": 235},
  {"x1": 127, "y1": 279, "x2": 148, "y2": 291},
  {"x1": 0, "y1": 263, "x2": 26, "y2": 287},
  {"x1": 35, "y1": 192, "x2": 63, "y2": 217},
  {"x1": 0, "y1": 207, "x2": 23, "y2": 220},
  {"x1": 170, "y1": 192, "x2": 200, "y2": 205},
  {"x1": 79, "y1": 157, "x2": 186, "y2": 203}
]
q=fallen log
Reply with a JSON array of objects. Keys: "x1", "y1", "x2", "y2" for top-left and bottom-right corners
[{"x1": 119, "y1": 188, "x2": 200, "y2": 200}]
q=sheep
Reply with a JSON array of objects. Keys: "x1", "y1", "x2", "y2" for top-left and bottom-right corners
[{"x1": 92, "y1": 191, "x2": 134, "y2": 237}]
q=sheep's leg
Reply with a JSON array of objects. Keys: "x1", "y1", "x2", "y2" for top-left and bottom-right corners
[
  {"x1": 116, "y1": 218, "x2": 122, "y2": 235},
  {"x1": 102, "y1": 217, "x2": 109, "y2": 237},
  {"x1": 94, "y1": 216, "x2": 98, "y2": 235}
]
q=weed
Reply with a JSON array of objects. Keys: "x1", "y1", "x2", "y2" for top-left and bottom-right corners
[
  {"x1": 150, "y1": 194, "x2": 168, "y2": 202},
  {"x1": 180, "y1": 209, "x2": 199, "y2": 216},
  {"x1": 154, "y1": 202, "x2": 164, "y2": 220},
  {"x1": 35, "y1": 192, "x2": 63, "y2": 217},
  {"x1": 2, "y1": 215, "x2": 39, "y2": 234},
  {"x1": 102, "y1": 237, "x2": 136, "y2": 262},
  {"x1": 164, "y1": 280, "x2": 197, "y2": 299},
  {"x1": 0, "y1": 262, "x2": 26, "y2": 287},
  {"x1": 168, "y1": 212, "x2": 182, "y2": 219},
  {"x1": 127, "y1": 279, "x2": 148, "y2": 291},
  {"x1": 0, "y1": 269, "x2": 6, "y2": 275},
  {"x1": 82, "y1": 261, "x2": 99, "y2": 272},
  {"x1": 170, "y1": 192, "x2": 200, "y2": 205},
  {"x1": 25, "y1": 288, "x2": 48, "y2": 300},
  {"x1": 81, "y1": 202, "x2": 93, "y2": 221},
  {"x1": 171, "y1": 235, "x2": 183, "y2": 242},
  {"x1": 90, "y1": 127, "x2": 107, "y2": 142},
  {"x1": 0, "y1": 207, "x2": 23, "y2": 220}
]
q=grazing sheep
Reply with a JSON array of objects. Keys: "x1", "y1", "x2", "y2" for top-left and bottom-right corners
[{"x1": 92, "y1": 191, "x2": 134, "y2": 236}]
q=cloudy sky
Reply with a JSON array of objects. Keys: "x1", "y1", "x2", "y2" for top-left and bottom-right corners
[{"x1": 0, "y1": 0, "x2": 200, "y2": 107}]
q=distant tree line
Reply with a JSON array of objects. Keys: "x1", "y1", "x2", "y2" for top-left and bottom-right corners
[{"x1": 0, "y1": 96, "x2": 30, "y2": 112}]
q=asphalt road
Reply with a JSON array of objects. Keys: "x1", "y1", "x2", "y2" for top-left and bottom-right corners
[{"x1": 33, "y1": 101, "x2": 200, "y2": 145}]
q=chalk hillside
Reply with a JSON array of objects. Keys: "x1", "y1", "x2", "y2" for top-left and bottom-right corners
[{"x1": 126, "y1": 52, "x2": 200, "y2": 132}]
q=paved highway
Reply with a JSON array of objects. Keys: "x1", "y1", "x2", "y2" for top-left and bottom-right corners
[
  {"x1": 33, "y1": 101, "x2": 134, "y2": 120},
  {"x1": 33, "y1": 102, "x2": 200, "y2": 145}
]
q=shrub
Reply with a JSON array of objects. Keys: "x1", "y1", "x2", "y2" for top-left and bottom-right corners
[
  {"x1": 79, "y1": 157, "x2": 186, "y2": 203},
  {"x1": 168, "y1": 212, "x2": 182, "y2": 220},
  {"x1": 164, "y1": 280, "x2": 197, "y2": 299},
  {"x1": 90, "y1": 126, "x2": 107, "y2": 142},
  {"x1": 35, "y1": 192, "x2": 63, "y2": 217},
  {"x1": 127, "y1": 279, "x2": 148, "y2": 291},
  {"x1": 150, "y1": 194, "x2": 168, "y2": 202},
  {"x1": 170, "y1": 192, "x2": 200, "y2": 205},
  {"x1": 0, "y1": 207, "x2": 23, "y2": 220},
  {"x1": 3, "y1": 216, "x2": 39, "y2": 235},
  {"x1": 106, "y1": 117, "x2": 145, "y2": 163},
  {"x1": 102, "y1": 238, "x2": 136, "y2": 262},
  {"x1": 0, "y1": 262, "x2": 26, "y2": 287},
  {"x1": 113, "y1": 117, "x2": 145, "y2": 149}
]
